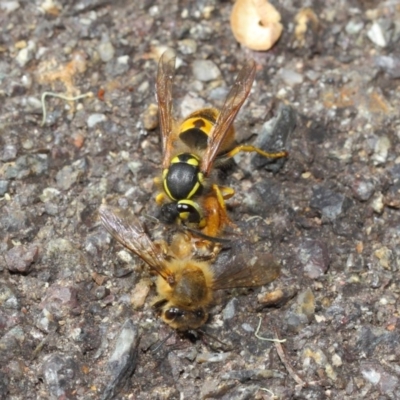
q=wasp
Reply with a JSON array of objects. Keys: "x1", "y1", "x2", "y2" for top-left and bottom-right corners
[
  {"x1": 99, "y1": 204, "x2": 280, "y2": 331},
  {"x1": 154, "y1": 50, "x2": 288, "y2": 237}
]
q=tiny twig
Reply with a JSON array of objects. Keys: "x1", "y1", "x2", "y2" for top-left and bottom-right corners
[
  {"x1": 273, "y1": 327, "x2": 306, "y2": 387},
  {"x1": 255, "y1": 317, "x2": 286, "y2": 343},
  {"x1": 41, "y1": 91, "x2": 93, "y2": 126},
  {"x1": 245, "y1": 215, "x2": 264, "y2": 222},
  {"x1": 259, "y1": 387, "x2": 277, "y2": 399}
]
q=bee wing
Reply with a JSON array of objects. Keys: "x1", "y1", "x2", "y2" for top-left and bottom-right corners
[
  {"x1": 212, "y1": 250, "x2": 280, "y2": 290},
  {"x1": 156, "y1": 49, "x2": 176, "y2": 169},
  {"x1": 99, "y1": 205, "x2": 172, "y2": 281},
  {"x1": 200, "y1": 60, "x2": 256, "y2": 176}
]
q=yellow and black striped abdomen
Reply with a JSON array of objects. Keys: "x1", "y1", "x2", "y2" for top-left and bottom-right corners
[
  {"x1": 179, "y1": 107, "x2": 236, "y2": 154},
  {"x1": 178, "y1": 108, "x2": 218, "y2": 150}
]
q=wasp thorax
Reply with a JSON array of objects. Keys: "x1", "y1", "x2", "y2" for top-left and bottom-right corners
[{"x1": 163, "y1": 153, "x2": 204, "y2": 201}]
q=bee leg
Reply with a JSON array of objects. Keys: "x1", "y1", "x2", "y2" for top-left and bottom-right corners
[
  {"x1": 169, "y1": 231, "x2": 193, "y2": 259},
  {"x1": 153, "y1": 239, "x2": 170, "y2": 257},
  {"x1": 223, "y1": 144, "x2": 288, "y2": 160}
]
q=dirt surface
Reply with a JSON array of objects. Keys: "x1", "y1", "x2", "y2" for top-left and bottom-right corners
[{"x1": 1, "y1": 1, "x2": 400, "y2": 399}]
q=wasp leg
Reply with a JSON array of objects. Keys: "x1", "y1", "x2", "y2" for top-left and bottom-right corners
[
  {"x1": 155, "y1": 192, "x2": 168, "y2": 205},
  {"x1": 218, "y1": 185, "x2": 235, "y2": 201},
  {"x1": 223, "y1": 145, "x2": 288, "y2": 160},
  {"x1": 212, "y1": 184, "x2": 235, "y2": 228},
  {"x1": 213, "y1": 184, "x2": 237, "y2": 229},
  {"x1": 201, "y1": 185, "x2": 236, "y2": 237},
  {"x1": 154, "y1": 176, "x2": 167, "y2": 205}
]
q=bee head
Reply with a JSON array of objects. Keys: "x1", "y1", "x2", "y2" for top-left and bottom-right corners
[{"x1": 162, "y1": 306, "x2": 208, "y2": 331}]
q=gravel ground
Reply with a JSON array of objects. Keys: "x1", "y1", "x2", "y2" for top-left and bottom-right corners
[{"x1": 1, "y1": 1, "x2": 400, "y2": 399}]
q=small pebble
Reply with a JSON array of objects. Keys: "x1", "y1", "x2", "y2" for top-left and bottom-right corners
[
  {"x1": 56, "y1": 159, "x2": 86, "y2": 191},
  {"x1": 374, "y1": 246, "x2": 393, "y2": 270},
  {"x1": 130, "y1": 279, "x2": 150, "y2": 309},
  {"x1": 279, "y1": 68, "x2": 304, "y2": 85},
  {"x1": 0, "y1": 284, "x2": 19, "y2": 308},
  {"x1": 0, "y1": 1, "x2": 20, "y2": 13},
  {"x1": 297, "y1": 288, "x2": 315, "y2": 320},
  {"x1": 367, "y1": 21, "x2": 389, "y2": 48},
  {"x1": 222, "y1": 298, "x2": 238, "y2": 320},
  {"x1": 98, "y1": 41, "x2": 115, "y2": 62},
  {"x1": 1, "y1": 144, "x2": 17, "y2": 161},
  {"x1": 39, "y1": 187, "x2": 61, "y2": 203},
  {"x1": 0, "y1": 180, "x2": 9, "y2": 196},
  {"x1": 142, "y1": 103, "x2": 159, "y2": 130},
  {"x1": 103, "y1": 319, "x2": 139, "y2": 399},
  {"x1": 371, "y1": 192, "x2": 384, "y2": 214},
  {"x1": 5, "y1": 244, "x2": 39, "y2": 273},
  {"x1": 26, "y1": 96, "x2": 43, "y2": 110},
  {"x1": 180, "y1": 92, "x2": 206, "y2": 118},
  {"x1": 351, "y1": 178, "x2": 375, "y2": 201},
  {"x1": 310, "y1": 185, "x2": 347, "y2": 220},
  {"x1": 192, "y1": 59, "x2": 221, "y2": 82},
  {"x1": 42, "y1": 354, "x2": 78, "y2": 397},
  {"x1": 196, "y1": 352, "x2": 230, "y2": 363},
  {"x1": 241, "y1": 323, "x2": 254, "y2": 332},
  {"x1": 117, "y1": 55, "x2": 129, "y2": 65},
  {"x1": 345, "y1": 20, "x2": 364, "y2": 35},
  {"x1": 178, "y1": 38, "x2": 197, "y2": 55},
  {"x1": 21, "y1": 74, "x2": 32, "y2": 88},
  {"x1": 375, "y1": 55, "x2": 400, "y2": 78},
  {"x1": 137, "y1": 80, "x2": 149, "y2": 93},
  {"x1": 372, "y1": 135, "x2": 391, "y2": 165},
  {"x1": 21, "y1": 139, "x2": 34, "y2": 150},
  {"x1": 298, "y1": 239, "x2": 330, "y2": 279},
  {"x1": 15, "y1": 40, "x2": 36, "y2": 67},
  {"x1": 87, "y1": 113, "x2": 107, "y2": 128}
]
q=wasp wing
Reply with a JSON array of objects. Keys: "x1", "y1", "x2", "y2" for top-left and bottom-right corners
[
  {"x1": 211, "y1": 244, "x2": 280, "y2": 290},
  {"x1": 200, "y1": 60, "x2": 256, "y2": 176},
  {"x1": 156, "y1": 49, "x2": 176, "y2": 169},
  {"x1": 99, "y1": 205, "x2": 172, "y2": 281}
]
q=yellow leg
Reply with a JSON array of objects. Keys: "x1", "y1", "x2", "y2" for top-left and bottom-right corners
[
  {"x1": 218, "y1": 185, "x2": 235, "y2": 201},
  {"x1": 154, "y1": 177, "x2": 168, "y2": 205},
  {"x1": 224, "y1": 145, "x2": 288, "y2": 160},
  {"x1": 155, "y1": 192, "x2": 167, "y2": 205},
  {"x1": 210, "y1": 184, "x2": 237, "y2": 229},
  {"x1": 212, "y1": 184, "x2": 228, "y2": 211}
]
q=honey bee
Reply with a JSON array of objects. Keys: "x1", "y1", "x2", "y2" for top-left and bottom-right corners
[
  {"x1": 99, "y1": 204, "x2": 280, "y2": 331},
  {"x1": 154, "y1": 49, "x2": 288, "y2": 236}
]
